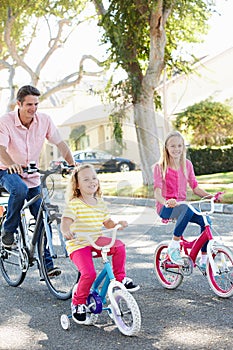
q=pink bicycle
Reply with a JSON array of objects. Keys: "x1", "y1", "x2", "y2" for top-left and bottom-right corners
[{"x1": 154, "y1": 192, "x2": 233, "y2": 298}]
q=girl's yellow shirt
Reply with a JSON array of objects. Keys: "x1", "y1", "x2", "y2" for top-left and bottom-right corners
[{"x1": 62, "y1": 197, "x2": 109, "y2": 254}]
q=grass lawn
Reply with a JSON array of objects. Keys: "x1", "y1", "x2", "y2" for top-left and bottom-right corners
[{"x1": 98, "y1": 171, "x2": 233, "y2": 204}]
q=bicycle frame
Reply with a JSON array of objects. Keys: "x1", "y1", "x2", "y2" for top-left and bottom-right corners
[
  {"x1": 18, "y1": 193, "x2": 55, "y2": 266},
  {"x1": 84, "y1": 225, "x2": 127, "y2": 315},
  {"x1": 0, "y1": 165, "x2": 77, "y2": 299},
  {"x1": 165, "y1": 196, "x2": 224, "y2": 275}
]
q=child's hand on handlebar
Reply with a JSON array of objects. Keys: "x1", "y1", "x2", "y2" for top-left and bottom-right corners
[
  {"x1": 214, "y1": 191, "x2": 224, "y2": 203},
  {"x1": 116, "y1": 221, "x2": 128, "y2": 230},
  {"x1": 166, "y1": 198, "x2": 177, "y2": 208}
]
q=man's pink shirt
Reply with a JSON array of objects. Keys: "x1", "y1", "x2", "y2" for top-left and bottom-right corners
[
  {"x1": 153, "y1": 159, "x2": 198, "y2": 214},
  {"x1": 0, "y1": 111, "x2": 62, "y2": 188}
]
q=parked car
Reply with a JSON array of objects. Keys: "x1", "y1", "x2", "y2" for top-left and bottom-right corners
[
  {"x1": 50, "y1": 150, "x2": 136, "y2": 175},
  {"x1": 0, "y1": 186, "x2": 8, "y2": 197}
]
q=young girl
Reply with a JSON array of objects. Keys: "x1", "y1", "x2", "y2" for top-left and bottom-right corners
[
  {"x1": 153, "y1": 131, "x2": 218, "y2": 267},
  {"x1": 61, "y1": 164, "x2": 139, "y2": 324}
]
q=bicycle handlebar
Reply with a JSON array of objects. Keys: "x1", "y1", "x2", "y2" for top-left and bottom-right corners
[
  {"x1": 80, "y1": 224, "x2": 123, "y2": 250},
  {"x1": 178, "y1": 191, "x2": 224, "y2": 216}
]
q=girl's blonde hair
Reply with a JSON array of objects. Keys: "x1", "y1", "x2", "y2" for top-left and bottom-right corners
[
  {"x1": 159, "y1": 131, "x2": 187, "y2": 179},
  {"x1": 65, "y1": 163, "x2": 102, "y2": 201}
]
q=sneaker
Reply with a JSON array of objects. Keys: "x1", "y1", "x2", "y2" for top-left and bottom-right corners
[
  {"x1": 167, "y1": 247, "x2": 183, "y2": 265},
  {"x1": 1, "y1": 230, "x2": 14, "y2": 248},
  {"x1": 197, "y1": 259, "x2": 206, "y2": 273},
  {"x1": 71, "y1": 303, "x2": 87, "y2": 324},
  {"x1": 122, "y1": 277, "x2": 140, "y2": 292},
  {"x1": 47, "y1": 267, "x2": 61, "y2": 277}
]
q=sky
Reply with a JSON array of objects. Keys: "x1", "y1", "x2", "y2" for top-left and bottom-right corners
[
  {"x1": 193, "y1": 0, "x2": 233, "y2": 56},
  {"x1": 26, "y1": 0, "x2": 233, "y2": 82},
  {"x1": 0, "y1": 0, "x2": 232, "y2": 114}
]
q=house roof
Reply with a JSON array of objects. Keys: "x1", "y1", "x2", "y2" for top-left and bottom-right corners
[{"x1": 59, "y1": 104, "x2": 113, "y2": 127}]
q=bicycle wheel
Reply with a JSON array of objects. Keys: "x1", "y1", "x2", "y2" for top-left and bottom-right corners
[
  {"x1": 38, "y1": 222, "x2": 78, "y2": 300},
  {"x1": 206, "y1": 244, "x2": 233, "y2": 298},
  {"x1": 0, "y1": 215, "x2": 27, "y2": 286},
  {"x1": 154, "y1": 241, "x2": 183, "y2": 289},
  {"x1": 110, "y1": 289, "x2": 141, "y2": 336}
]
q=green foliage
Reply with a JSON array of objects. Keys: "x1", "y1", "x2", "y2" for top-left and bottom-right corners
[
  {"x1": 174, "y1": 99, "x2": 233, "y2": 146},
  {"x1": 69, "y1": 125, "x2": 86, "y2": 150},
  {"x1": 98, "y1": 0, "x2": 214, "y2": 101},
  {"x1": 188, "y1": 146, "x2": 233, "y2": 175},
  {"x1": 109, "y1": 110, "x2": 127, "y2": 147},
  {"x1": 0, "y1": 0, "x2": 86, "y2": 60}
]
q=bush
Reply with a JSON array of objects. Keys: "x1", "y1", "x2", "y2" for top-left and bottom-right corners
[{"x1": 187, "y1": 146, "x2": 233, "y2": 175}]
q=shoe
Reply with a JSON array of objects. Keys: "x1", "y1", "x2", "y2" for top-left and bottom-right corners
[
  {"x1": 122, "y1": 277, "x2": 140, "y2": 292},
  {"x1": 199, "y1": 263, "x2": 206, "y2": 272},
  {"x1": 47, "y1": 267, "x2": 61, "y2": 277},
  {"x1": 167, "y1": 247, "x2": 183, "y2": 265},
  {"x1": 197, "y1": 259, "x2": 206, "y2": 273},
  {"x1": 71, "y1": 303, "x2": 87, "y2": 324},
  {"x1": 1, "y1": 230, "x2": 14, "y2": 248}
]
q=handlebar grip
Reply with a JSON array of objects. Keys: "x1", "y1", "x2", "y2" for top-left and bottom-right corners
[{"x1": 214, "y1": 191, "x2": 224, "y2": 201}]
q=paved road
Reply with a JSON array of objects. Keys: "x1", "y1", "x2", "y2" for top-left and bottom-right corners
[{"x1": 1, "y1": 201, "x2": 233, "y2": 350}]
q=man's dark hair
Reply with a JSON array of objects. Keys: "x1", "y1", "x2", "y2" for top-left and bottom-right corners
[{"x1": 17, "y1": 85, "x2": 41, "y2": 103}]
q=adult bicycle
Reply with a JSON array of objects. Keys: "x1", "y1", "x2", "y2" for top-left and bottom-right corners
[
  {"x1": 60, "y1": 225, "x2": 141, "y2": 336},
  {"x1": 0, "y1": 163, "x2": 77, "y2": 300},
  {"x1": 154, "y1": 192, "x2": 233, "y2": 298}
]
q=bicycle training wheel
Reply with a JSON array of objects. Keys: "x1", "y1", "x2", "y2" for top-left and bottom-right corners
[
  {"x1": 110, "y1": 289, "x2": 141, "y2": 336},
  {"x1": 206, "y1": 244, "x2": 233, "y2": 298},
  {"x1": 154, "y1": 241, "x2": 183, "y2": 289},
  {"x1": 0, "y1": 215, "x2": 27, "y2": 286},
  {"x1": 38, "y1": 222, "x2": 78, "y2": 300}
]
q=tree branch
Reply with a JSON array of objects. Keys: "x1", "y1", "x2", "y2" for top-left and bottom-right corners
[
  {"x1": 40, "y1": 54, "x2": 106, "y2": 100},
  {"x1": 35, "y1": 19, "x2": 71, "y2": 83},
  {"x1": 4, "y1": 13, "x2": 38, "y2": 82}
]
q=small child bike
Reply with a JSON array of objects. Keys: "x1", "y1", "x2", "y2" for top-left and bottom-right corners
[
  {"x1": 153, "y1": 192, "x2": 233, "y2": 298},
  {"x1": 60, "y1": 224, "x2": 141, "y2": 336}
]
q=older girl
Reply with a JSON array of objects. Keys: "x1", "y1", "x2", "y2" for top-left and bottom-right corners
[{"x1": 153, "y1": 131, "x2": 215, "y2": 267}]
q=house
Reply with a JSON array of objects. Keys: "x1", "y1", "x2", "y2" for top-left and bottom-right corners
[{"x1": 40, "y1": 47, "x2": 233, "y2": 167}]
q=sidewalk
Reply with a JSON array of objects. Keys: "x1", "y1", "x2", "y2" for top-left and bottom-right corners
[{"x1": 104, "y1": 195, "x2": 233, "y2": 214}]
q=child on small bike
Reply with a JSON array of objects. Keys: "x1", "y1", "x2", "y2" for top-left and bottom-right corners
[
  {"x1": 153, "y1": 131, "x2": 218, "y2": 268},
  {"x1": 61, "y1": 163, "x2": 139, "y2": 324}
]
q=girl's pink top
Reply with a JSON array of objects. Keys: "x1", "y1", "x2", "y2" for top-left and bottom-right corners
[{"x1": 153, "y1": 159, "x2": 198, "y2": 214}]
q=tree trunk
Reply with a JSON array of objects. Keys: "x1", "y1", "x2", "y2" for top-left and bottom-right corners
[{"x1": 134, "y1": 93, "x2": 161, "y2": 186}]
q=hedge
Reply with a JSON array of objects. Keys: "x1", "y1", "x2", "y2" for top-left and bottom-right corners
[{"x1": 187, "y1": 146, "x2": 233, "y2": 175}]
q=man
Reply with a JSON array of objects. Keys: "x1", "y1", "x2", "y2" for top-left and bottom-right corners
[{"x1": 0, "y1": 85, "x2": 74, "y2": 274}]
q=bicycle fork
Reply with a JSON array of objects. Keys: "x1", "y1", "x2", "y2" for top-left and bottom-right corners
[{"x1": 207, "y1": 240, "x2": 226, "y2": 276}]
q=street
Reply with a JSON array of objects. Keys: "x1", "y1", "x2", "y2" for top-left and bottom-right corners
[{"x1": 1, "y1": 200, "x2": 233, "y2": 350}]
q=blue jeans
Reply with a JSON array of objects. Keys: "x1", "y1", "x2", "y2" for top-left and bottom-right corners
[
  {"x1": 0, "y1": 170, "x2": 53, "y2": 269},
  {"x1": 159, "y1": 203, "x2": 211, "y2": 252}
]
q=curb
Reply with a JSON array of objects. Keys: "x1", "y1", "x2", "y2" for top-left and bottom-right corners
[{"x1": 104, "y1": 196, "x2": 233, "y2": 214}]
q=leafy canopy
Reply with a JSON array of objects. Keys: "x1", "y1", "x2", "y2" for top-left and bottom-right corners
[
  {"x1": 0, "y1": 0, "x2": 86, "y2": 60},
  {"x1": 174, "y1": 99, "x2": 233, "y2": 147},
  {"x1": 97, "y1": 0, "x2": 213, "y2": 105}
]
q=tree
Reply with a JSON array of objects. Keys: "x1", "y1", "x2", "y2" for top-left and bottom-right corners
[
  {"x1": 174, "y1": 98, "x2": 233, "y2": 146},
  {"x1": 0, "y1": 0, "x2": 105, "y2": 111},
  {"x1": 92, "y1": 0, "x2": 215, "y2": 184}
]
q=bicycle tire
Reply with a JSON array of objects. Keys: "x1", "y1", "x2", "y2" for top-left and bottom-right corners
[
  {"x1": 110, "y1": 289, "x2": 141, "y2": 336},
  {"x1": 154, "y1": 241, "x2": 183, "y2": 289},
  {"x1": 38, "y1": 222, "x2": 78, "y2": 300},
  {"x1": 0, "y1": 215, "x2": 27, "y2": 287},
  {"x1": 206, "y1": 244, "x2": 233, "y2": 298}
]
